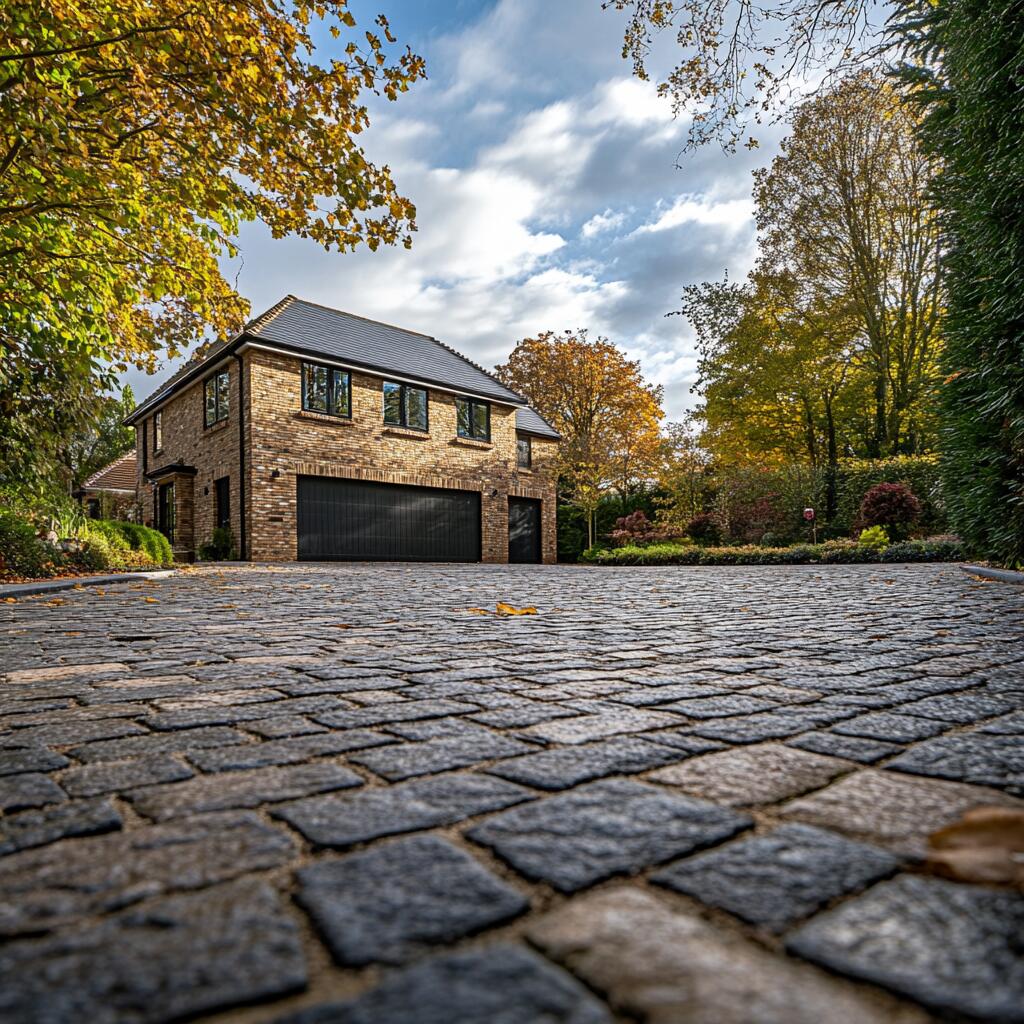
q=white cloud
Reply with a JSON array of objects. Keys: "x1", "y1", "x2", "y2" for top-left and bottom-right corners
[
  {"x1": 634, "y1": 194, "x2": 755, "y2": 235},
  {"x1": 581, "y1": 208, "x2": 627, "y2": 238}
]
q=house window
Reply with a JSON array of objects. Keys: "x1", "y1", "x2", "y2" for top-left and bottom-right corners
[
  {"x1": 214, "y1": 476, "x2": 230, "y2": 531},
  {"x1": 302, "y1": 362, "x2": 350, "y2": 417},
  {"x1": 204, "y1": 369, "x2": 230, "y2": 427},
  {"x1": 517, "y1": 435, "x2": 532, "y2": 469},
  {"x1": 153, "y1": 411, "x2": 163, "y2": 452},
  {"x1": 456, "y1": 398, "x2": 490, "y2": 441},
  {"x1": 383, "y1": 381, "x2": 428, "y2": 431}
]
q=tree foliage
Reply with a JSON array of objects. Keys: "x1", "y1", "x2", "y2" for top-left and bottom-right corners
[
  {"x1": 608, "y1": 0, "x2": 882, "y2": 149},
  {"x1": 63, "y1": 385, "x2": 135, "y2": 489},
  {"x1": 683, "y1": 75, "x2": 942, "y2": 493},
  {"x1": 892, "y1": 0, "x2": 1024, "y2": 566},
  {"x1": 496, "y1": 330, "x2": 664, "y2": 545},
  {"x1": 1, "y1": 0, "x2": 425, "y2": 487}
]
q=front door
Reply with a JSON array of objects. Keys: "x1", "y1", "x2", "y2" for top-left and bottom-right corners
[
  {"x1": 508, "y1": 497, "x2": 542, "y2": 563},
  {"x1": 157, "y1": 482, "x2": 175, "y2": 543}
]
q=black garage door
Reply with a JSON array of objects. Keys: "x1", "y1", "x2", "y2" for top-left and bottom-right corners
[
  {"x1": 508, "y1": 497, "x2": 542, "y2": 563},
  {"x1": 297, "y1": 476, "x2": 481, "y2": 562}
]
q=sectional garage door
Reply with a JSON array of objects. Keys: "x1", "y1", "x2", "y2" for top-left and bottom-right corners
[{"x1": 296, "y1": 476, "x2": 481, "y2": 562}]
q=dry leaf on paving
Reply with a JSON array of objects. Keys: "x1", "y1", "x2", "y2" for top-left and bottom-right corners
[
  {"x1": 495, "y1": 602, "x2": 537, "y2": 616},
  {"x1": 144, "y1": 597, "x2": 159, "y2": 603},
  {"x1": 466, "y1": 607, "x2": 491, "y2": 615},
  {"x1": 925, "y1": 806, "x2": 1024, "y2": 888}
]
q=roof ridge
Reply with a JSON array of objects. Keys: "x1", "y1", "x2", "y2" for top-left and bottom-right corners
[{"x1": 245, "y1": 294, "x2": 299, "y2": 334}]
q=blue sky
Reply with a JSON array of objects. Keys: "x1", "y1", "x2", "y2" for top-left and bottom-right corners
[{"x1": 125, "y1": 0, "x2": 785, "y2": 420}]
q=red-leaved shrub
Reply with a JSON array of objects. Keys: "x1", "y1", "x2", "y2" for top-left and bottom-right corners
[
  {"x1": 859, "y1": 482, "x2": 922, "y2": 540},
  {"x1": 685, "y1": 513, "x2": 722, "y2": 546}
]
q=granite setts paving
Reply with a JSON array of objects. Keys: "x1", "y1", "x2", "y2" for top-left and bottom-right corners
[{"x1": 1, "y1": 561, "x2": 1023, "y2": 1023}]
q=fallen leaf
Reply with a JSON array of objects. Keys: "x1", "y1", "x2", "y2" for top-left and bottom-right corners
[
  {"x1": 925, "y1": 806, "x2": 1024, "y2": 888},
  {"x1": 332, "y1": 623, "x2": 352, "y2": 629},
  {"x1": 144, "y1": 597, "x2": 159, "y2": 603},
  {"x1": 466, "y1": 607, "x2": 491, "y2": 615},
  {"x1": 2, "y1": 597, "x2": 16, "y2": 604},
  {"x1": 496, "y1": 602, "x2": 537, "y2": 616}
]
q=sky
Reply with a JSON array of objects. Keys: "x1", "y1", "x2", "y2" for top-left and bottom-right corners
[{"x1": 124, "y1": 0, "x2": 787, "y2": 421}]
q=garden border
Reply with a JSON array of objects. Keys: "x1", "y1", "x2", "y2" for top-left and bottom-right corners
[{"x1": 0, "y1": 569, "x2": 177, "y2": 600}]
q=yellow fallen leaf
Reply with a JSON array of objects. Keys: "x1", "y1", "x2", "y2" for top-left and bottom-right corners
[
  {"x1": 466, "y1": 607, "x2": 491, "y2": 615},
  {"x1": 144, "y1": 597, "x2": 159, "y2": 603},
  {"x1": 2, "y1": 597, "x2": 16, "y2": 604},
  {"x1": 926, "y1": 807, "x2": 1024, "y2": 887},
  {"x1": 496, "y1": 602, "x2": 537, "y2": 616}
]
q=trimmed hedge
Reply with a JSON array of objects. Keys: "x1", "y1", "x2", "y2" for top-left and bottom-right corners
[{"x1": 581, "y1": 538, "x2": 965, "y2": 566}]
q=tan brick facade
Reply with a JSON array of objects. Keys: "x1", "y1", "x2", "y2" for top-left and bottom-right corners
[{"x1": 135, "y1": 349, "x2": 558, "y2": 564}]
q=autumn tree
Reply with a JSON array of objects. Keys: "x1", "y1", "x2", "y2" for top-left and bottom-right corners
[
  {"x1": 0, "y1": 0, "x2": 425, "y2": 489},
  {"x1": 656, "y1": 414, "x2": 711, "y2": 529},
  {"x1": 753, "y1": 75, "x2": 942, "y2": 458},
  {"x1": 496, "y1": 330, "x2": 664, "y2": 547}
]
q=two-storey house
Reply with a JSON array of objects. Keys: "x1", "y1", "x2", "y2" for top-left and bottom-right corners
[{"x1": 125, "y1": 297, "x2": 560, "y2": 564}]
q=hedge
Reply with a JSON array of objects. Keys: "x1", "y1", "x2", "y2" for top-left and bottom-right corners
[{"x1": 580, "y1": 538, "x2": 965, "y2": 567}]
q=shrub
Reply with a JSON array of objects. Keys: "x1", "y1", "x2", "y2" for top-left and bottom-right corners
[
  {"x1": 685, "y1": 513, "x2": 721, "y2": 546},
  {"x1": 859, "y1": 482, "x2": 922, "y2": 539},
  {"x1": 0, "y1": 508, "x2": 54, "y2": 578},
  {"x1": 858, "y1": 525, "x2": 890, "y2": 551},
  {"x1": 197, "y1": 526, "x2": 236, "y2": 561}
]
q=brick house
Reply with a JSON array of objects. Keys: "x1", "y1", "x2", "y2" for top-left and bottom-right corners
[
  {"x1": 74, "y1": 452, "x2": 138, "y2": 521},
  {"x1": 125, "y1": 297, "x2": 560, "y2": 564}
]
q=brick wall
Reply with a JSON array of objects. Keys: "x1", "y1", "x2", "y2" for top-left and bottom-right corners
[{"x1": 134, "y1": 349, "x2": 558, "y2": 563}]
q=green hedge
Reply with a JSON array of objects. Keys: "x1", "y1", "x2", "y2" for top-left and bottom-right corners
[{"x1": 581, "y1": 538, "x2": 965, "y2": 566}]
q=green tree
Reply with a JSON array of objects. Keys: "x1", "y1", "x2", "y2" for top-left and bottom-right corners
[
  {"x1": 63, "y1": 385, "x2": 135, "y2": 490},
  {"x1": 893, "y1": 0, "x2": 1024, "y2": 566},
  {"x1": 1, "y1": 0, "x2": 425, "y2": 488}
]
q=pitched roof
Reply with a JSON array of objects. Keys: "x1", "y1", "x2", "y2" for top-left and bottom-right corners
[
  {"x1": 246, "y1": 297, "x2": 526, "y2": 405},
  {"x1": 127, "y1": 296, "x2": 543, "y2": 424},
  {"x1": 81, "y1": 452, "x2": 136, "y2": 492},
  {"x1": 515, "y1": 406, "x2": 560, "y2": 439}
]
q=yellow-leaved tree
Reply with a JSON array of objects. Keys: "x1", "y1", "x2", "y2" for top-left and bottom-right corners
[
  {"x1": 496, "y1": 330, "x2": 664, "y2": 548},
  {"x1": 1, "y1": 0, "x2": 425, "y2": 488}
]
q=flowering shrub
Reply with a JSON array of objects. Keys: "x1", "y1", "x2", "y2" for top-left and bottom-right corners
[{"x1": 859, "y1": 482, "x2": 922, "y2": 539}]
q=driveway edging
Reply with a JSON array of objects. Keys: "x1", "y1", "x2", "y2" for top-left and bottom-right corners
[
  {"x1": 959, "y1": 563, "x2": 1024, "y2": 586},
  {"x1": 0, "y1": 569, "x2": 177, "y2": 599}
]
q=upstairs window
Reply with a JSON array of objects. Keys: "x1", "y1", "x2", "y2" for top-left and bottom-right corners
[
  {"x1": 153, "y1": 411, "x2": 163, "y2": 452},
  {"x1": 517, "y1": 435, "x2": 532, "y2": 468},
  {"x1": 383, "y1": 382, "x2": 428, "y2": 431},
  {"x1": 204, "y1": 369, "x2": 229, "y2": 427},
  {"x1": 302, "y1": 362, "x2": 351, "y2": 417},
  {"x1": 456, "y1": 398, "x2": 490, "y2": 441}
]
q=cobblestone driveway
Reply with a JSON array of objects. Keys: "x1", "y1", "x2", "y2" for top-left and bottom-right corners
[{"x1": 1, "y1": 562, "x2": 1023, "y2": 1024}]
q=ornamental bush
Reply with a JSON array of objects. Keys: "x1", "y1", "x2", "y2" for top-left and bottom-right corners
[
  {"x1": 0, "y1": 508, "x2": 54, "y2": 578},
  {"x1": 859, "y1": 483, "x2": 922, "y2": 539},
  {"x1": 685, "y1": 513, "x2": 721, "y2": 546}
]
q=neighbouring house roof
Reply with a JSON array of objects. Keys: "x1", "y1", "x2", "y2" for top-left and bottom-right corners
[
  {"x1": 126, "y1": 297, "x2": 559, "y2": 436},
  {"x1": 80, "y1": 452, "x2": 137, "y2": 493},
  {"x1": 515, "y1": 406, "x2": 560, "y2": 440}
]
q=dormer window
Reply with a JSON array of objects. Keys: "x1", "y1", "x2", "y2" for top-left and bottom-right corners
[{"x1": 456, "y1": 398, "x2": 490, "y2": 441}]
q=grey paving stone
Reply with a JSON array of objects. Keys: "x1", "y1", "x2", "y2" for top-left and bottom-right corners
[
  {"x1": 245, "y1": 714, "x2": 328, "y2": 738},
  {"x1": 128, "y1": 762, "x2": 362, "y2": 821},
  {"x1": 467, "y1": 779, "x2": 751, "y2": 892},
  {"x1": 898, "y1": 691, "x2": 1017, "y2": 723},
  {"x1": 886, "y1": 732, "x2": 1024, "y2": 795},
  {"x1": 528, "y1": 887, "x2": 926, "y2": 1024},
  {"x1": 187, "y1": 729, "x2": 394, "y2": 771},
  {"x1": 296, "y1": 835, "x2": 528, "y2": 965},
  {"x1": 517, "y1": 709, "x2": 682, "y2": 745},
  {"x1": 275, "y1": 772, "x2": 534, "y2": 848},
  {"x1": 60, "y1": 755, "x2": 193, "y2": 797},
  {"x1": 639, "y1": 729, "x2": 728, "y2": 755},
  {"x1": 0, "y1": 880, "x2": 307, "y2": 1024},
  {"x1": 145, "y1": 694, "x2": 348, "y2": 730},
  {"x1": 832, "y1": 712, "x2": 949, "y2": 743},
  {"x1": 648, "y1": 744, "x2": 851, "y2": 807},
  {"x1": 780, "y1": 768, "x2": 1024, "y2": 855},
  {"x1": 0, "y1": 798, "x2": 121, "y2": 855},
  {"x1": 0, "y1": 746, "x2": 70, "y2": 776},
  {"x1": 788, "y1": 875, "x2": 1024, "y2": 1022},
  {"x1": 385, "y1": 716, "x2": 499, "y2": 740},
  {"x1": 652, "y1": 823, "x2": 900, "y2": 931},
  {"x1": 659, "y1": 694, "x2": 779, "y2": 718},
  {"x1": 689, "y1": 712, "x2": 805, "y2": 744},
  {"x1": 273, "y1": 945, "x2": 611, "y2": 1024},
  {"x1": 0, "y1": 772, "x2": 65, "y2": 812},
  {"x1": 314, "y1": 699, "x2": 477, "y2": 729},
  {"x1": 486, "y1": 736, "x2": 684, "y2": 790},
  {"x1": 786, "y1": 731, "x2": 901, "y2": 763},
  {"x1": 0, "y1": 810, "x2": 295, "y2": 935},
  {"x1": 0, "y1": 717, "x2": 147, "y2": 748},
  {"x1": 469, "y1": 701, "x2": 581, "y2": 728},
  {"x1": 69, "y1": 725, "x2": 250, "y2": 763},
  {"x1": 350, "y1": 732, "x2": 533, "y2": 781}
]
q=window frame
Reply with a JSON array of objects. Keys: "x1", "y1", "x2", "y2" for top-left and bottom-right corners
[
  {"x1": 301, "y1": 361, "x2": 351, "y2": 419},
  {"x1": 455, "y1": 397, "x2": 491, "y2": 442},
  {"x1": 382, "y1": 381, "x2": 429, "y2": 432},
  {"x1": 203, "y1": 369, "x2": 230, "y2": 428},
  {"x1": 516, "y1": 434, "x2": 532, "y2": 469},
  {"x1": 153, "y1": 411, "x2": 163, "y2": 452}
]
